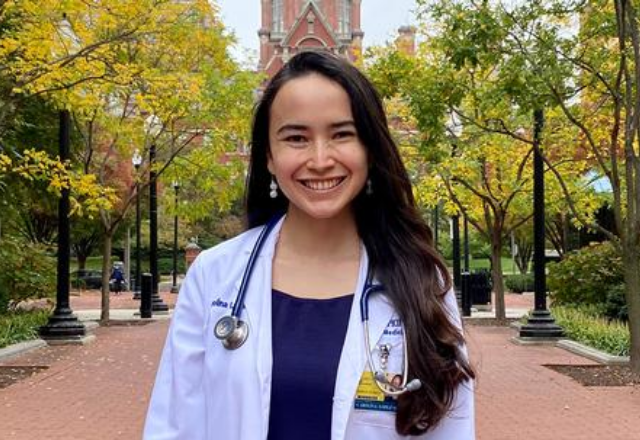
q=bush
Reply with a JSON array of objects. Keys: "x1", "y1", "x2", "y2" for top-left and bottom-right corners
[
  {"x1": 0, "y1": 309, "x2": 51, "y2": 349},
  {"x1": 547, "y1": 241, "x2": 627, "y2": 321},
  {"x1": 157, "y1": 257, "x2": 187, "y2": 275},
  {"x1": 0, "y1": 238, "x2": 56, "y2": 314},
  {"x1": 552, "y1": 305, "x2": 630, "y2": 357},
  {"x1": 505, "y1": 273, "x2": 534, "y2": 293}
]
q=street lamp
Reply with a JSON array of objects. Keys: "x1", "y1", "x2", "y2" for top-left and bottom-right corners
[
  {"x1": 170, "y1": 180, "x2": 180, "y2": 294},
  {"x1": 145, "y1": 115, "x2": 168, "y2": 312},
  {"x1": 520, "y1": 109, "x2": 563, "y2": 338},
  {"x1": 132, "y1": 148, "x2": 143, "y2": 300}
]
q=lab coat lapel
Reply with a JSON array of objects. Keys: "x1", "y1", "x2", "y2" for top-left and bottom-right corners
[
  {"x1": 331, "y1": 248, "x2": 396, "y2": 440},
  {"x1": 232, "y1": 216, "x2": 284, "y2": 440}
]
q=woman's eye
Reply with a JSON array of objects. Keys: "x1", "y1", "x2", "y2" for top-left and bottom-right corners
[
  {"x1": 284, "y1": 135, "x2": 307, "y2": 143},
  {"x1": 334, "y1": 131, "x2": 356, "y2": 140}
]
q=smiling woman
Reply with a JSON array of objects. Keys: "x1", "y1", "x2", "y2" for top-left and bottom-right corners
[
  {"x1": 144, "y1": 51, "x2": 475, "y2": 440},
  {"x1": 267, "y1": 73, "x2": 369, "y2": 223}
]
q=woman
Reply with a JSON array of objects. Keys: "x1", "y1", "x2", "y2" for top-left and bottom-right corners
[{"x1": 144, "y1": 51, "x2": 475, "y2": 440}]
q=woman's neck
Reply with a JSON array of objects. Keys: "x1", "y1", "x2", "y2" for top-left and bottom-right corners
[{"x1": 277, "y1": 208, "x2": 360, "y2": 261}]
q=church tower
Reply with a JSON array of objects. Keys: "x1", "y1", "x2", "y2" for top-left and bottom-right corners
[{"x1": 258, "y1": 0, "x2": 363, "y2": 77}]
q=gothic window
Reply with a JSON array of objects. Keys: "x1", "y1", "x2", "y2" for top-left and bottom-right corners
[
  {"x1": 338, "y1": 0, "x2": 351, "y2": 35},
  {"x1": 272, "y1": 0, "x2": 284, "y2": 34}
]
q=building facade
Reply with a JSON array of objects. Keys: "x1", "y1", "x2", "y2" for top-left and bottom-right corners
[{"x1": 258, "y1": 0, "x2": 363, "y2": 77}]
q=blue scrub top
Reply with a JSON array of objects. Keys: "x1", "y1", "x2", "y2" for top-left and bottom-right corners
[{"x1": 267, "y1": 289, "x2": 354, "y2": 440}]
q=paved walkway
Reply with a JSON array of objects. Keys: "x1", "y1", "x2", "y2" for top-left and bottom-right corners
[{"x1": 0, "y1": 292, "x2": 638, "y2": 439}]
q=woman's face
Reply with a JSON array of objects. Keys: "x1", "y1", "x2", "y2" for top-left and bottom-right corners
[{"x1": 267, "y1": 73, "x2": 368, "y2": 221}]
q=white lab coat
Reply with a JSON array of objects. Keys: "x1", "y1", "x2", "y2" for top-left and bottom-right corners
[{"x1": 143, "y1": 217, "x2": 475, "y2": 439}]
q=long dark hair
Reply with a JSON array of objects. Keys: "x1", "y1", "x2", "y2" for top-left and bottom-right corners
[{"x1": 245, "y1": 51, "x2": 474, "y2": 435}]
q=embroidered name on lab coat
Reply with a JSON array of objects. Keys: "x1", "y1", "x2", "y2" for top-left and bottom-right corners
[
  {"x1": 211, "y1": 298, "x2": 234, "y2": 309},
  {"x1": 383, "y1": 318, "x2": 403, "y2": 336}
]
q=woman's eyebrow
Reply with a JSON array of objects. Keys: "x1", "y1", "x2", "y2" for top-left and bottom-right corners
[
  {"x1": 330, "y1": 120, "x2": 356, "y2": 129},
  {"x1": 276, "y1": 123, "x2": 307, "y2": 135}
]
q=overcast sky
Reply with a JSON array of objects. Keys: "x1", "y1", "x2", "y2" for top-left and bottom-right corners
[{"x1": 216, "y1": 0, "x2": 419, "y2": 65}]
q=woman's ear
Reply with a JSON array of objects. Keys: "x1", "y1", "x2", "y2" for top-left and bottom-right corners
[{"x1": 267, "y1": 155, "x2": 274, "y2": 175}]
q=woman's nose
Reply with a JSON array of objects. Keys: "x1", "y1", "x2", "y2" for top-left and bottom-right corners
[{"x1": 307, "y1": 139, "x2": 336, "y2": 169}]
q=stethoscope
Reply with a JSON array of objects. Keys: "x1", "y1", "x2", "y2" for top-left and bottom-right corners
[{"x1": 213, "y1": 214, "x2": 422, "y2": 396}]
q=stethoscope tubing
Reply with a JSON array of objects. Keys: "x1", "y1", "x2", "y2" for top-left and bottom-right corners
[
  {"x1": 231, "y1": 212, "x2": 284, "y2": 318},
  {"x1": 361, "y1": 283, "x2": 411, "y2": 396},
  {"x1": 218, "y1": 213, "x2": 417, "y2": 396}
]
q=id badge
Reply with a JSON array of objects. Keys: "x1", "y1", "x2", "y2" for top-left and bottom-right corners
[{"x1": 354, "y1": 371, "x2": 398, "y2": 412}]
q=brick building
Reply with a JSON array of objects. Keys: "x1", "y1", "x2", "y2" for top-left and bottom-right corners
[{"x1": 258, "y1": 0, "x2": 364, "y2": 77}]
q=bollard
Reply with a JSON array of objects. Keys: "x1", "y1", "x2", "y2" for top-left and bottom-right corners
[
  {"x1": 141, "y1": 273, "x2": 153, "y2": 319},
  {"x1": 461, "y1": 272, "x2": 471, "y2": 317}
]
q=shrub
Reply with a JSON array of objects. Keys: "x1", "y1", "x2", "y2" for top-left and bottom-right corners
[
  {"x1": 505, "y1": 273, "x2": 534, "y2": 293},
  {"x1": 552, "y1": 305, "x2": 630, "y2": 357},
  {"x1": 157, "y1": 257, "x2": 187, "y2": 275},
  {"x1": 0, "y1": 238, "x2": 56, "y2": 314},
  {"x1": 0, "y1": 309, "x2": 51, "y2": 349},
  {"x1": 547, "y1": 241, "x2": 627, "y2": 321}
]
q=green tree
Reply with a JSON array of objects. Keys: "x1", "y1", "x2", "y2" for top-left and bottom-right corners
[{"x1": 416, "y1": 0, "x2": 640, "y2": 374}]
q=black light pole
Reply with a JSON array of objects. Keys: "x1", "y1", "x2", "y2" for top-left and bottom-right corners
[
  {"x1": 463, "y1": 216, "x2": 470, "y2": 273},
  {"x1": 132, "y1": 149, "x2": 143, "y2": 300},
  {"x1": 170, "y1": 181, "x2": 180, "y2": 294},
  {"x1": 452, "y1": 215, "x2": 461, "y2": 295},
  {"x1": 40, "y1": 110, "x2": 87, "y2": 341},
  {"x1": 433, "y1": 204, "x2": 439, "y2": 251},
  {"x1": 149, "y1": 144, "x2": 168, "y2": 312},
  {"x1": 520, "y1": 109, "x2": 563, "y2": 338}
]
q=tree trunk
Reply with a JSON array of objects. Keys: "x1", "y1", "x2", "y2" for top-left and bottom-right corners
[
  {"x1": 490, "y1": 230, "x2": 506, "y2": 320},
  {"x1": 100, "y1": 233, "x2": 113, "y2": 322},
  {"x1": 77, "y1": 254, "x2": 87, "y2": 271},
  {"x1": 621, "y1": 243, "x2": 640, "y2": 375}
]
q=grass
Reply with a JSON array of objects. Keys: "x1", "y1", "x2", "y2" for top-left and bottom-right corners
[
  {"x1": 0, "y1": 309, "x2": 52, "y2": 349},
  {"x1": 445, "y1": 257, "x2": 521, "y2": 275}
]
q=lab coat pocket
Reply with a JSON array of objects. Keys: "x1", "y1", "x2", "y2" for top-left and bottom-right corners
[{"x1": 346, "y1": 408, "x2": 399, "y2": 440}]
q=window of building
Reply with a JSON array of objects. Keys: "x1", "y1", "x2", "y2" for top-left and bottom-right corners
[
  {"x1": 272, "y1": 0, "x2": 284, "y2": 34},
  {"x1": 338, "y1": 0, "x2": 351, "y2": 35}
]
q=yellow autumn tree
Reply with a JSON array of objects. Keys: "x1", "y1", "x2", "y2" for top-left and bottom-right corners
[{"x1": 1, "y1": 0, "x2": 259, "y2": 320}]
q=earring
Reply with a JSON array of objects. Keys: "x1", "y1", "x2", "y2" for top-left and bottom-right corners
[
  {"x1": 270, "y1": 176, "x2": 278, "y2": 199},
  {"x1": 366, "y1": 178, "x2": 373, "y2": 195}
]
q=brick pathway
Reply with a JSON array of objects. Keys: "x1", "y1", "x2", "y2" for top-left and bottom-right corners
[
  {"x1": 69, "y1": 288, "x2": 179, "y2": 311},
  {"x1": 1, "y1": 292, "x2": 638, "y2": 439}
]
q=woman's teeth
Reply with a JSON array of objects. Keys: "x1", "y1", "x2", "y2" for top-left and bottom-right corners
[{"x1": 302, "y1": 178, "x2": 344, "y2": 190}]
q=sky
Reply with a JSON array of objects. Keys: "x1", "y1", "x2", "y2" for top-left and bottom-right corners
[{"x1": 215, "y1": 0, "x2": 419, "y2": 65}]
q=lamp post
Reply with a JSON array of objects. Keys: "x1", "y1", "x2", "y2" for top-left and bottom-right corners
[
  {"x1": 170, "y1": 180, "x2": 180, "y2": 294},
  {"x1": 451, "y1": 215, "x2": 462, "y2": 299},
  {"x1": 149, "y1": 143, "x2": 168, "y2": 312},
  {"x1": 433, "y1": 204, "x2": 439, "y2": 251},
  {"x1": 145, "y1": 115, "x2": 168, "y2": 312},
  {"x1": 40, "y1": 110, "x2": 88, "y2": 342},
  {"x1": 463, "y1": 216, "x2": 470, "y2": 273},
  {"x1": 132, "y1": 149, "x2": 143, "y2": 300},
  {"x1": 520, "y1": 109, "x2": 563, "y2": 338}
]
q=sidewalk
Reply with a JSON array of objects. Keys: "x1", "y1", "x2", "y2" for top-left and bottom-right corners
[{"x1": 1, "y1": 292, "x2": 638, "y2": 439}]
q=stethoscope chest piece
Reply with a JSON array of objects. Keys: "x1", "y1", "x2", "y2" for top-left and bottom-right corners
[{"x1": 214, "y1": 315, "x2": 249, "y2": 350}]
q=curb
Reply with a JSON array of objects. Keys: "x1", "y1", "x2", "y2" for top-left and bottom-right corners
[
  {"x1": 555, "y1": 339, "x2": 630, "y2": 365},
  {"x1": 0, "y1": 339, "x2": 47, "y2": 362},
  {"x1": 508, "y1": 321, "x2": 629, "y2": 365}
]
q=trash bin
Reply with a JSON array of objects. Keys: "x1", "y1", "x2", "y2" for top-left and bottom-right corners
[{"x1": 469, "y1": 270, "x2": 492, "y2": 307}]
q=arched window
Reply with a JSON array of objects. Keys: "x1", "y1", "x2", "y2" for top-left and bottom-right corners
[
  {"x1": 338, "y1": 0, "x2": 351, "y2": 35},
  {"x1": 272, "y1": 0, "x2": 284, "y2": 34}
]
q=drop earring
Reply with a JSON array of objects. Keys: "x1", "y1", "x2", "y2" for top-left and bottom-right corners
[
  {"x1": 270, "y1": 176, "x2": 278, "y2": 199},
  {"x1": 366, "y1": 178, "x2": 373, "y2": 195}
]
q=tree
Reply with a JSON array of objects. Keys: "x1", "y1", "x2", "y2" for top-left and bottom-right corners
[
  {"x1": 416, "y1": 0, "x2": 640, "y2": 374},
  {"x1": 1, "y1": 0, "x2": 259, "y2": 320},
  {"x1": 366, "y1": 42, "x2": 597, "y2": 320}
]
